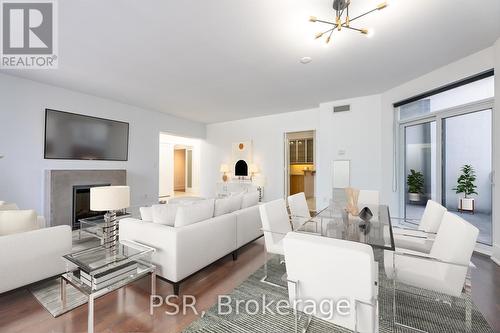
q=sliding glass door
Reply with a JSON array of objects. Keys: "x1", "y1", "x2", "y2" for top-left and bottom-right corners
[
  {"x1": 442, "y1": 109, "x2": 492, "y2": 245},
  {"x1": 403, "y1": 121, "x2": 437, "y2": 221},
  {"x1": 400, "y1": 104, "x2": 493, "y2": 246}
]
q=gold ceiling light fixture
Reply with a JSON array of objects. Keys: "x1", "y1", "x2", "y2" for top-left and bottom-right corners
[{"x1": 310, "y1": 0, "x2": 388, "y2": 44}]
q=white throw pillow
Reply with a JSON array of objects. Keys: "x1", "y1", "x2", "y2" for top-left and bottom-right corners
[
  {"x1": 0, "y1": 210, "x2": 38, "y2": 236},
  {"x1": 228, "y1": 193, "x2": 243, "y2": 212},
  {"x1": 214, "y1": 197, "x2": 231, "y2": 216},
  {"x1": 140, "y1": 206, "x2": 154, "y2": 222},
  {"x1": 0, "y1": 201, "x2": 4, "y2": 205},
  {"x1": 152, "y1": 204, "x2": 179, "y2": 226},
  {"x1": 241, "y1": 191, "x2": 259, "y2": 209},
  {"x1": 175, "y1": 199, "x2": 215, "y2": 227}
]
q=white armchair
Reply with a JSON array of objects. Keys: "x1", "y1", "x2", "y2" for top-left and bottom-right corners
[
  {"x1": 384, "y1": 212, "x2": 479, "y2": 331},
  {"x1": 284, "y1": 232, "x2": 379, "y2": 333},
  {"x1": 259, "y1": 199, "x2": 292, "y2": 287},
  {"x1": 392, "y1": 200, "x2": 447, "y2": 253}
]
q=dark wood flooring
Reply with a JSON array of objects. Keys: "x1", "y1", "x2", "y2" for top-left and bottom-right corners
[{"x1": 0, "y1": 239, "x2": 499, "y2": 333}]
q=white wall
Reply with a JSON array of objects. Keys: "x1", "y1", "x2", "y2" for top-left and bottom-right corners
[
  {"x1": 0, "y1": 73, "x2": 205, "y2": 216},
  {"x1": 492, "y1": 38, "x2": 500, "y2": 265},
  {"x1": 201, "y1": 94, "x2": 382, "y2": 209}
]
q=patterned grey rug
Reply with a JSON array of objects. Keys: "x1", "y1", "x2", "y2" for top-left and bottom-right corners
[
  {"x1": 184, "y1": 253, "x2": 494, "y2": 333},
  {"x1": 29, "y1": 278, "x2": 88, "y2": 317},
  {"x1": 28, "y1": 233, "x2": 99, "y2": 317}
]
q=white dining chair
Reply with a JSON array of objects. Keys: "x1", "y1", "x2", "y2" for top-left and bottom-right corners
[
  {"x1": 259, "y1": 199, "x2": 292, "y2": 287},
  {"x1": 392, "y1": 200, "x2": 447, "y2": 253},
  {"x1": 385, "y1": 211, "x2": 479, "y2": 331},
  {"x1": 284, "y1": 232, "x2": 379, "y2": 333},
  {"x1": 287, "y1": 192, "x2": 311, "y2": 219},
  {"x1": 358, "y1": 190, "x2": 380, "y2": 206}
]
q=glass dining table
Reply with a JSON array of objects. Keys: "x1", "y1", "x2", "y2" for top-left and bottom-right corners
[{"x1": 293, "y1": 202, "x2": 395, "y2": 251}]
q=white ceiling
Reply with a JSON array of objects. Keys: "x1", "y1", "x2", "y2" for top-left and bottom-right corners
[{"x1": 2, "y1": 0, "x2": 500, "y2": 123}]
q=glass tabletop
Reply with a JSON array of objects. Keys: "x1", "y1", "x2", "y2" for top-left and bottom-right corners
[
  {"x1": 63, "y1": 240, "x2": 155, "y2": 275},
  {"x1": 295, "y1": 203, "x2": 395, "y2": 250}
]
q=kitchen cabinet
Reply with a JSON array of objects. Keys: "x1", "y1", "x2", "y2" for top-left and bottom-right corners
[{"x1": 289, "y1": 138, "x2": 314, "y2": 164}]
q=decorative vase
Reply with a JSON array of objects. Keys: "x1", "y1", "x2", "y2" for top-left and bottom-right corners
[
  {"x1": 458, "y1": 197, "x2": 475, "y2": 213},
  {"x1": 408, "y1": 193, "x2": 421, "y2": 202}
]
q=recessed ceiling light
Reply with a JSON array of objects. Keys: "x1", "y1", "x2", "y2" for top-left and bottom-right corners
[{"x1": 300, "y1": 57, "x2": 312, "y2": 64}]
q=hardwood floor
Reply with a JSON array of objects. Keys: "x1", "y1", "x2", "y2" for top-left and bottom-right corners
[{"x1": 1, "y1": 240, "x2": 499, "y2": 333}]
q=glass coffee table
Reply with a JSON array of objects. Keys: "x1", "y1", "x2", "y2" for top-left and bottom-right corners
[
  {"x1": 61, "y1": 240, "x2": 156, "y2": 333},
  {"x1": 78, "y1": 213, "x2": 131, "y2": 243}
]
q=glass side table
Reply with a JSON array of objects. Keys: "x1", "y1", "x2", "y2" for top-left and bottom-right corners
[{"x1": 61, "y1": 240, "x2": 156, "y2": 333}]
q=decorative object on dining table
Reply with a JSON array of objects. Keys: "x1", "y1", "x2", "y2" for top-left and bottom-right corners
[
  {"x1": 90, "y1": 186, "x2": 130, "y2": 255},
  {"x1": 358, "y1": 207, "x2": 373, "y2": 229},
  {"x1": 344, "y1": 187, "x2": 360, "y2": 216}
]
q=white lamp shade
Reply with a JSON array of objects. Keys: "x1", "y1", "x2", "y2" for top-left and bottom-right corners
[
  {"x1": 90, "y1": 186, "x2": 130, "y2": 211},
  {"x1": 249, "y1": 163, "x2": 259, "y2": 174},
  {"x1": 220, "y1": 164, "x2": 230, "y2": 173}
]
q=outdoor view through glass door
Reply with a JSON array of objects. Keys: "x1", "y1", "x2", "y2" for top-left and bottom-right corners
[
  {"x1": 442, "y1": 109, "x2": 492, "y2": 245},
  {"x1": 399, "y1": 74, "x2": 494, "y2": 247},
  {"x1": 404, "y1": 121, "x2": 436, "y2": 221},
  {"x1": 401, "y1": 105, "x2": 493, "y2": 246}
]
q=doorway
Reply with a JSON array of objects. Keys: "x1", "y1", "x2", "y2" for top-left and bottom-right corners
[
  {"x1": 159, "y1": 133, "x2": 200, "y2": 201},
  {"x1": 284, "y1": 131, "x2": 316, "y2": 211},
  {"x1": 174, "y1": 148, "x2": 187, "y2": 193}
]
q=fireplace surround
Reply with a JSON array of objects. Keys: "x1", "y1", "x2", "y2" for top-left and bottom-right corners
[{"x1": 44, "y1": 170, "x2": 126, "y2": 227}]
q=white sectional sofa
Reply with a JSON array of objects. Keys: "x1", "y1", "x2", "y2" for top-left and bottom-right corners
[{"x1": 119, "y1": 192, "x2": 263, "y2": 295}]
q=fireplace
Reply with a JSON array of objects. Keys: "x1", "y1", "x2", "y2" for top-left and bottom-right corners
[{"x1": 72, "y1": 184, "x2": 110, "y2": 229}]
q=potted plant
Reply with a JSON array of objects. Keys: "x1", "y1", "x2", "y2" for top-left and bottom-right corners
[
  {"x1": 407, "y1": 169, "x2": 424, "y2": 202},
  {"x1": 453, "y1": 164, "x2": 477, "y2": 213}
]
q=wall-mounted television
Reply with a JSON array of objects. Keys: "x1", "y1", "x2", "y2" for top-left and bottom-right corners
[{"x1": 44, "y1": 109, "x2": 129, "y2": 161}]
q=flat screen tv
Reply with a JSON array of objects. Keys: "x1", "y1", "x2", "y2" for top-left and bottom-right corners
[{"x1": 44, "y1": 109, "x2": 129, "y2": 161}]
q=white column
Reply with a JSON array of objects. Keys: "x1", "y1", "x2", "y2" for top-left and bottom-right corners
[{"x1": 492, "y1": 37, "x2": 500, "y2": 266}]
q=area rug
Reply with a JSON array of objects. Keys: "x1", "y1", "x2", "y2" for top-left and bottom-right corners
[
  {"x1": 183, "y1": 254, "x2": 494, "y2": 333},
  {"x1": 28, "y1": 233, "x2": 98, "y2": 317},
  {"x1": 29, "y1": 277, "x2": 88, "y2": 317}
]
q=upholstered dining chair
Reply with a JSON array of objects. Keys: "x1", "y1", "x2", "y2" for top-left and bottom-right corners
[
  {"x1": 287, "y1": 192, "x2": 311, "y2": 219},
  {"x1": 392, "y1": 200, "x2": 447, "y2": 253},
  {"x1": 259, "y1": 199, "x2": 293, "y2": 287},
  {"x1": 358, "y1": 190, "x2": 380, "y2": 206},
  {"x1": 384, "y1": 211, "x2": 479, "y2": 331},
  {"x1": 284, "y1": 232, "x2": 379, "y2": 333}
]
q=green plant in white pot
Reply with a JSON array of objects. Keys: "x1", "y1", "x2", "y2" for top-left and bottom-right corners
[
  {"x1": 453, "y1": 164, "x2": 477, "y2": 213},
  {"x1": 407, "y1": 169, "x2": 424, "y2": 202}
]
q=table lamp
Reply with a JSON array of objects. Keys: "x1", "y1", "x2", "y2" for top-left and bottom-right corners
[
  {"x1": 90, "y1": 186, "x2": 130, "y2": 254},
  {"x1": 220, "y1": 164, "x2": 230, "y2": 182},
  {"x1": 249, "y1": 163, "x2": 259, "y2": 180}
]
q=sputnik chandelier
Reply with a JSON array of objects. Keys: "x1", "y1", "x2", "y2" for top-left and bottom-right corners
[{"x1": 309, "y1": 0, "x2": 388, "y2": 44}]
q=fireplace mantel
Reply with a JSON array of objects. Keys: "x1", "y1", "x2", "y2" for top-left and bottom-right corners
[{"x1": 44, "y1": 170, "x2": 126, "y2": 227}]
